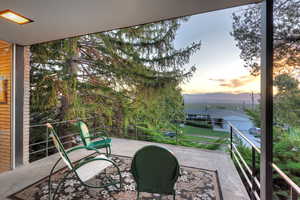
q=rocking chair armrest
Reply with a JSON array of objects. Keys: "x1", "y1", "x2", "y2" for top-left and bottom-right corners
[
  {"x1": 83, "y1": 132, "x2": 110, "y2": 141},
  {"x1": 83, "y1": 135, "x2": 99, "y2": 139},
  {"x1": 49, "y1": 146, "x2": 97, "y2": 181},
  {"x1": 93, "y1": 130, "x2": 110, "y2": 138},
  {"x1": 83, "y1": 135, "x2": 108, "y2": 144}
]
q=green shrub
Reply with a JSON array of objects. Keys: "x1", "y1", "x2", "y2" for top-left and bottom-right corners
[{"x1": 185, "y1": 120, "x2": 212, "y2": 129}]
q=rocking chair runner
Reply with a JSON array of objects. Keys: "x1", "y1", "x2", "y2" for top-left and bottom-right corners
[
  {"x1": 75, "y1": 121, "x2": 112, "y2": 156},
  {"x1": 46, "y1": 123, "x2": 122, "y2": 200}
]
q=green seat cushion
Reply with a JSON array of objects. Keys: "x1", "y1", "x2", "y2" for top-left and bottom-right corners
[{"x1": 87, "y1": 138, "x2": 111, "y2": 149}]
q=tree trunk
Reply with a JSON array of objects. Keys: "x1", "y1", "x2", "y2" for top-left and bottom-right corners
[{"x1": 59, "y1": 39, "x2": 79, "y2": 148}]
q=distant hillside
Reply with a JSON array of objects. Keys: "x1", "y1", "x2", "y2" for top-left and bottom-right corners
[{"x1": 183, "y1": 92, "x2": 260, "y2": 104}]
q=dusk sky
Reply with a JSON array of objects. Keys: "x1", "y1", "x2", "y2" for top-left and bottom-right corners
[{"x1": 175, "y1": 6, "x2": 260, "y2": 94}]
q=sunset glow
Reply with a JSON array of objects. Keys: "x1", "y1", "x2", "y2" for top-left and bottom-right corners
[
  {"x1": 181, "y1": 65, "x2": 260, "y2": 94},
  {"x1": 175, "y1": 7, "x2": 260, "y2": 94}
]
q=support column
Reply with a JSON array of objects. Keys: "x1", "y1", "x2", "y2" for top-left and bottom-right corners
[
  {"x1": 14, "y1": 45, "x2": 30, "y2": 167},
  {"x1": 260, "y1": 0, "x2": 273, "y2": 199}
]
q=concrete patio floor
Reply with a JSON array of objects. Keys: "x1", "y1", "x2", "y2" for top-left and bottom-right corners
[{"x1": 0, "y1": 138, "x2": 249, "y2": 200}]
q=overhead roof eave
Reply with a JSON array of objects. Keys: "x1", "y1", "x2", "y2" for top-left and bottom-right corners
[{"x1": 0, "y1": 0, "x2": 261, "y2": 45}]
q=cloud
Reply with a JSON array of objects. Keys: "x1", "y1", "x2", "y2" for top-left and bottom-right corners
[
  {"x1": 209, "y1": 78, "x2": 226, "y2": 82},
  {"x1": 210, "y1": 75, "x2": 257, "y2": 88}
]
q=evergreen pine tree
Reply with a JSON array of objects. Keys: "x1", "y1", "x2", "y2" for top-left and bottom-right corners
[{"x1": 30, "y1": 17, "x2": 201, "y2": 137}]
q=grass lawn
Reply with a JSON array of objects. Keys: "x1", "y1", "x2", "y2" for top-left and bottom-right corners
[
  {"x1": 135, "y1": 124, "x2": 228, "y2": 150},
  {"x1": 182, "y1": 125, "x2": 228, "y2": 137},
  {"x1": 180, "y1": 135, "x2": 220, "y2": 143}
]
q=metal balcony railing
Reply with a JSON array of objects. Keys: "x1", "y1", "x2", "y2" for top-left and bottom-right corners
[
  {"x1": 228, "y1": 121, "x2": 300, "y2": 200},
  {"x1": 29, "y1": 117, "x2": 106, "y2": 162},
  {"x1": 28, "y1": 117, "x2": 229, "y2": 162}
]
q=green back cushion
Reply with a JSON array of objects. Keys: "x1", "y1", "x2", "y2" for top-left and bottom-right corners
[
  {"x1": 131, "y1": 145, "x2": 180, "y2": 194},
  {"x1": 79, "y1": 122, "x2": 91, "y2": 145}
]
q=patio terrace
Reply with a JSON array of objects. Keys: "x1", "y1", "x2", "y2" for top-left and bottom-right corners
[
  {"x1": 0, "y1": 138, "x2": 249, "y2": 200},
  {"x1": 1, "y1": 0, "x2": 298, "y2": 199}
]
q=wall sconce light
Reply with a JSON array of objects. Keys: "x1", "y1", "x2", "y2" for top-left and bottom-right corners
[{"x1": 0, "y1": 76, "x2": 8, "y2": 104}]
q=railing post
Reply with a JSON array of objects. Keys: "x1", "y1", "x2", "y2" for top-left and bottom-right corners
[
  {"x1": 175, "y1": 120, "x2": 178, "y2": 144},
  {"x1": 230, "y1": 126, "x2": 233, "y2": 158},
  {"x1": 46, "y1": 126, "x2": 49, "y2": 157},
  {"x1": 93, "y1": 115, "x2": 96, "y2": 135},
  {"x1": 291, "y1": 187, "x2": 298, "y2": 200},
  {"x1": 176, "y1": 130, "x2": 178, "y2": 144},
  {"x1": 260, "y1": 0, "x2": 274, "y2": 199},
  {"x1": 251, "y1": 147, "x2": 256, "y2": 199},
  {"x1": 135, "y1": 123, "x2": 138, "y2": 140}
]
